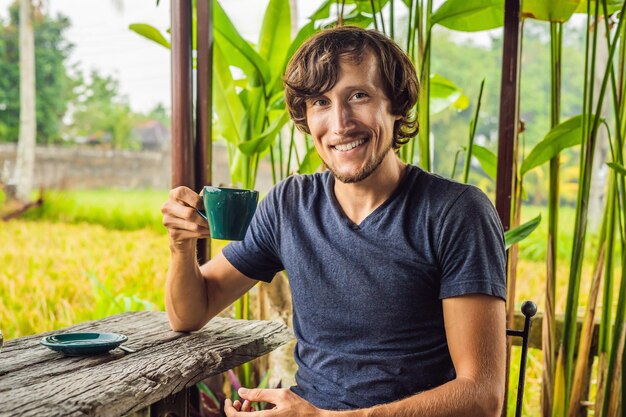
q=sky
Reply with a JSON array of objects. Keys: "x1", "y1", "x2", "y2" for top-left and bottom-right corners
[{"x1": 0, "y1": 0, "x2": 328, "y2": 113}]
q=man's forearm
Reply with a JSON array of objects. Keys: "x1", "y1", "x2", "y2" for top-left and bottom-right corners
[
  {"x1": 165, "y1": 240, "x2": 209, "y2": 331},
  {"x1": 334, "y1": 377, "x2": 502, "y2": 417}
]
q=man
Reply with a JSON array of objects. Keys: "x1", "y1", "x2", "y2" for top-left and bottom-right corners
[{"x1": 161, "y1": 26, "x2": 506, "y2": 417}]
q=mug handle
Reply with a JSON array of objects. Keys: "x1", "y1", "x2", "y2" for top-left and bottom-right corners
[{"x1": 196, "y1": 208, "x2": 207, "y2": 221}]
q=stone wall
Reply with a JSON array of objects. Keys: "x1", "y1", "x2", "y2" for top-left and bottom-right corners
[{"x1": 0, "y1": 144, "x2": 275, "y2": 192}]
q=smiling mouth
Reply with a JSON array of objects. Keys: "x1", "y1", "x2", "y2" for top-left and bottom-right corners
[{"x1": 332, "y1": 137, "x2": 368, "y2": 152}]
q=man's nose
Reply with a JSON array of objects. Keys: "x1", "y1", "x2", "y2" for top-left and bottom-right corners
[{"x1": 331, "y1": 102, "x2": 354, "y2": 135}]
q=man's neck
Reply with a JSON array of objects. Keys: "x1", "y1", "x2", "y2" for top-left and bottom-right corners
[{"x1": 333, "y1": 152, "x2": 407, "y2": 225}]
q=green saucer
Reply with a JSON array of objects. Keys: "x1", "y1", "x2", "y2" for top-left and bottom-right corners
[{"x1": 41, "y1": 332, "x2": 128, "y2": 356}]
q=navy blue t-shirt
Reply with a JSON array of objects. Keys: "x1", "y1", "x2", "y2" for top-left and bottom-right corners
[{"x1": 222, "y1": 165, "x2": 506, "y2": 410}]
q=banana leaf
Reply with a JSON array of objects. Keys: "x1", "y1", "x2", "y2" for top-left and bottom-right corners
[
  {"x1": 239, "y1": 113, "x2": 290, "y2": 156},
  {"x1": 607, "y1": 161, "x2": 626, "y2": 176},
  {"x1": 128, "y1": 23, "x2": 170, "y2": 49},
  {"x1": 431, "y1": 0, "x2": 504, "y2": 32},
  {"x1": 213, "y1": 43, "x2": 244, "y2": 145},
  {"x1": 259, "y1": 0, "x2": 291, "y2": 78},
  {"x1": 504, "y1": 214, "x2": 541, "y2": 249},
  {"x1": 214, "y1": 0, "x2": 271, "y2": 87},
  {"x1": 299, "y1": 147, "x2": 323, "y2": 174},
  {"x1": 522, "y1": 0, "x2": 581, "y2": 22},
  {"x1": 430, "y1": 74, "x2": 470, "y2": 114},
  {"x1": 520, "y1": 114, "x2": 589, "y2": 176},
  {"x1": 471, "y1": 144, "x2": 497, "y2": 180},
  {"x1": 309, "y1": 0, "x2": 334, "y2": 20},
  {"x1": 575, "y1": 0, "x2": 623, "y2": 13}
]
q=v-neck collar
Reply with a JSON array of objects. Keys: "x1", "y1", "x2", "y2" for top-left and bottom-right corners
[{"x1": 324, "y1": 165, "x2": 417, "y2": 230}]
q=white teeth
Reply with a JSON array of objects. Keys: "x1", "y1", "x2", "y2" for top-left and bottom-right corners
[{"x1": 334, "y1": 138, "x2": 365, "y2": 152}]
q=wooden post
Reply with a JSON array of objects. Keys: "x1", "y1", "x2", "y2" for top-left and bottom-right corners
[
  {"x1": 195, "y1": 0, "x2": 213, "y2": 264},
  {"x1": 496, "y1": 0, "x2": 522, "y2": 232},
  {"x1": 150, "y1": 387, "x2": 190, "y2": 417},
  {"x1": 171, "y1": 0, "x2": 195, "y2": 189},
  {"x1": 497, "y1": 1, "x2": 522, "y2": 416}
]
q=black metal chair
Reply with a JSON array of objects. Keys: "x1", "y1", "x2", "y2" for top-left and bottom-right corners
[{"x1": 506, "y1": 300, "x2": 537, "y2": 417}]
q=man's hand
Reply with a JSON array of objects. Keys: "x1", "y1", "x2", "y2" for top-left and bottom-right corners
[
  {"x1": 161, "y1": 186, "x2": 210, "y2": 251},
  {"x1": 224, "y1": 388, "x2": 328, "y2": 417}
]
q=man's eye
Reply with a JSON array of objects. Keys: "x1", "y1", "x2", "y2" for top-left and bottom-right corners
[
  {"x1": 353, "y1": 92, "x2": 368, "y2": 99},
  {"x1": 313, "y1": 99, "x2": 329, "y2": 106}
]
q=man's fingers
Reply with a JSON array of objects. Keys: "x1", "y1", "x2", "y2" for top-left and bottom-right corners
[
  {"x1": 162, "y1": 200, "x2": 206, "y2": 225},
  {"x1": 241, "y1": 400, "x2": 252, "y2": 412},
  {"x1": 162, "y1": 212, "x2": 210, "y2": 233},
  {"x1": 166, "y1": 227, "x2": 210, "y2": 243},
  {"x1": 224, "y1": 398, "x2": 268, "y2": 417},
  {"x1": 168, "y1": 186, "x2": 203, "y2": 209},
  {"x1": 238, "y1": 388, "x2": 285, "y2": 403}
]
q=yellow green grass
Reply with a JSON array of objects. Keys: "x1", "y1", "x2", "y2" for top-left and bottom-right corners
[{"x1": 0, "y1": 220, "x2": 170, "y2": 338}]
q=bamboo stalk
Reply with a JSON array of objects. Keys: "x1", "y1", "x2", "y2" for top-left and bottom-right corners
[
  {"x1": 567, "y1": 235, "x2": 607, "y2": 417},
  {"x1": 542, "y1": 22, "x2": 562, "y2": 417},
  {"x1": 561, "y1": 2, "x2": 626, "y2": 408}
]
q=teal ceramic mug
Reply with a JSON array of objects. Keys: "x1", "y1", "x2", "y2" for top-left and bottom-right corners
[{"x1": 197, "y1": 186, "x2": 259, "y2": 241}]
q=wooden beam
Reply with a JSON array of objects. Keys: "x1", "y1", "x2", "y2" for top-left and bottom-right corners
[
  {"x1": 195, "y1": 0, "x2": 213, "y2": 264},
  {"x1": 171, "y1": 0, "x2": 194, "y2": 189},
  {"x1": 495, "y1": 0, "x2": 522, "y2": 232},
  {"x1": 511, "y1": 311, "x2": 600, "y2": 357}
]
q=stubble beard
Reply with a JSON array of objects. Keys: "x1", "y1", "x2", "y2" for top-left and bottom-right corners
[{"x1": 327, "y1": 141, "x2": 393, "y2": 184}]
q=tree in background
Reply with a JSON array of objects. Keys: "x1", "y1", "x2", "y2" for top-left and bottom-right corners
[
  {"x1": 0, "y1": 2, "x2": 76, "y2": 145},
  {"x1": 12, "y1": 0, "x2": 36, "y2": 201},
  {"x1": 68, "y1": 70, "x2": 140, "y2": 150}
]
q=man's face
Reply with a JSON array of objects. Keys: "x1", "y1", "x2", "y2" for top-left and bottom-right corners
[{"x1": 305, "y1": 51, "x2": 401, "y2": 184}]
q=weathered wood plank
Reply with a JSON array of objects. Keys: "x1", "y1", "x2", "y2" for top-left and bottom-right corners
[{"x1": 0, "y1": 311, "x2": 293, "y2": 417}]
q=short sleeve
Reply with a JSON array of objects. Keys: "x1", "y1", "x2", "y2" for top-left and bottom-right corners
[
  {"x1": 436, "y1": 186, "x2": 506, "y2": 300},
  {"x1": 222, "y1": 186, "x2": 284, "y2": 283}
]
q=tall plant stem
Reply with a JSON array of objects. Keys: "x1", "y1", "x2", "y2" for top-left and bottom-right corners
[
  {"x1": 269, "y1": 146, "x2": 277, "y2": 185},
  {"x1": 405, "y1": 0, "x2": 414, "y2": 53},
  {"x1": 561, "y1": 1, "x2": 626, "y2": 409},
  {"x1": 567, "y1": 209, "x2": 608, "y2": 417},
  {"x1": 542, "y1": 21, "x2": 562, "y2": 417},
  {"x1": 389, "y1": 0, "x2": 394, "y2": 39},
  {"x1": 286, "y1": 124, "x2": 296, "y2": 179},
  {"x1": 339, "y1": 0, "x2": 345, "y2": 26},
  {"x1": 369, "y1": 0, "x2": 379, "y2": 30},
  {"x1": 417, "y1": 0, "x2": 432, "y2": 170},
  {"x1": 462, "y1": 79, "x2": 485, "y2": 183},
  {"x1": 594, "y1": 172, "x2": 617, "y2": 417},
  {"x1": 601, "y1": 238, "x2": 626, "y2": 417},
  {"x1": 377, "y1": 0, "x2": 386, "y2": 35},
  {"x1": 278, "y1": 131, "x2": 284, "y2": 180}
]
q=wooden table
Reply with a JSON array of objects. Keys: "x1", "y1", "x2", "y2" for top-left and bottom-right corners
[{"x1": 0, "y1": 311, "x2": 293, "y2": 417}]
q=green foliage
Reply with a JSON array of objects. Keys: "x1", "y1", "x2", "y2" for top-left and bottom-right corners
[
  {"x1": 430, "y1": 22, "x2": 585, "y2": 203},
  {"x1": 0, "y1": 3, "x2": 78, "y2": 144},
  {"x1": 431, "y1": 0, "x2": 504, "y2": 32},
  {"x1": 86, "y1": 271, "x2": 155, "y2": 317}
]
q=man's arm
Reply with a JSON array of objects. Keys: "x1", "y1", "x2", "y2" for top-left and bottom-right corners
[
  {"x1": 162, "y1": 186, "x2": 257, "y2": 332},
  {"x1": 359, "y1": 293, "x2": 506, "y2": 417},
  {"x1": 225, "y1": 294, "x2": 506, "y2": 417}
]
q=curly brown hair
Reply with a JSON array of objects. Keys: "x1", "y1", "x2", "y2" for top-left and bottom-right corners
[{"x1": 283, "y1": 26, "x2": 419, "y2": 149}]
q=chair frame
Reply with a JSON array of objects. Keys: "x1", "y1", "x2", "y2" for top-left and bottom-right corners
[{"x1": 506, "y1": 300, "x2": 537, "y2": 417}]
